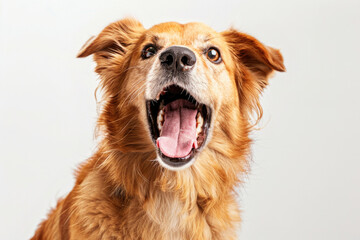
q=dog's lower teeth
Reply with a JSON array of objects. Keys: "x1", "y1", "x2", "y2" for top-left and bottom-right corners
[
  {"x1": 196, "y1": 113, "x2": 203, "y2": 137},
  {"x1": 157, "y1": 109, "x2": 164, "y2": 132}
]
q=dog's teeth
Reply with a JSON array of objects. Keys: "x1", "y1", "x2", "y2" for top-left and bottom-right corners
[
  {"x1": 156, "y1": 92, "x2": 161, "y2": 101},
  {"x1": 196, "y1": 113, "x2": 203, "y2": 128},
  {"x1": 196, "y1": 113, "x2": 203, "y2": 138},
  {"x1": 156, "y1": 91, "x2": 166, "y2": 101},
  {"x1": 157, "y1": 109, "x2": 164, "y2": 132}
]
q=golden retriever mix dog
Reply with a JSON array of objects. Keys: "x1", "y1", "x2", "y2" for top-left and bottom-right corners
[{"x1": 31, "y1": 18, "x2": 284, "y2": 240}]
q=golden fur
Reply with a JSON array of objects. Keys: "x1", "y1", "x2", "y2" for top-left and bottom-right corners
[{"x1": 31, "y1": 18, "x2": 285, "y2": 240}]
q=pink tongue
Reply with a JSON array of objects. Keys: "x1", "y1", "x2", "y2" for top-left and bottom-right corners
[{"x1": 157, "y1": 99, "x2": 198, "y2": 158}]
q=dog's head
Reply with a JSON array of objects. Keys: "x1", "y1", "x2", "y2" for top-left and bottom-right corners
[{"x1": 78, "y1": 18, "x2": 285, "y2": 171}]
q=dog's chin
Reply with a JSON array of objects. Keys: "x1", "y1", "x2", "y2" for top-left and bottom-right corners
[
  {"x1": 154, "y1": 154, "x2": 197, "y2": 171},
  {"x1": 146, "y1": 84, "x2": 212, "y2": 170}
]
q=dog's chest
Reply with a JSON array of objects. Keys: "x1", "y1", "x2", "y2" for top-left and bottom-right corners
[
  {"x1": 145, "y1": 192, "x2": 186, "y2": 230},
  {"x1": 143, "y1": 191, "x2": 212, "y2": 240}
]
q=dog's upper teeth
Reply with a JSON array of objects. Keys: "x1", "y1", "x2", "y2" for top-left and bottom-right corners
[
  {"x1": 157, "y1": 108, "x2": 164, "y2": 132},
  {"x1": 196, "y1": 112, "x2": 203, "y2": 137}
]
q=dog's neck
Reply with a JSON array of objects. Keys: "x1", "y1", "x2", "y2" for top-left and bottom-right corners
[{"x1": 73, "y1": 143, "x2": 244, "y2": 239}]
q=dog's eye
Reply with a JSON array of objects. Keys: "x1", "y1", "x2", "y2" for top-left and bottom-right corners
[
  {"x1": 206, "y1": 48, "x2": 221, "y2": 63},
  {"x1": 142, "y1": 45, "x2": 157, "y2": 59}
]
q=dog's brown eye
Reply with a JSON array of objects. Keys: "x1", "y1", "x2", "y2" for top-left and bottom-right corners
[
  {"x1": 206, "y1": 48, "x2": 221, "y2": 63},
  {"x1": 142, "y1": 45, "x2": 157, "y2": 59}
]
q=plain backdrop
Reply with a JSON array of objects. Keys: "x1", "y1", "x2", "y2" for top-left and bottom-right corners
[{"x1": 1, "y1": 0, "x2": 360, "y2": 239}]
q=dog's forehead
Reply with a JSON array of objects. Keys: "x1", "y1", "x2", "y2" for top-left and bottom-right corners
[{"x1": 145, "y1": 22, "x2": 220, "y2": 47}]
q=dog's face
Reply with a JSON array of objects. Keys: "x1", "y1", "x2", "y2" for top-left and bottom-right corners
[
  {"x1": 138, "y1": 22, "x2": 237, "y2": 170},
  {"x1": 78, "y1": 19, "x2": 285, "y2": 171}
]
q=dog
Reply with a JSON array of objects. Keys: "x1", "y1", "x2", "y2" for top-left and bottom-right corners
[{"x1": 31, "y1": 18, "x2": 285, "y2": 240}]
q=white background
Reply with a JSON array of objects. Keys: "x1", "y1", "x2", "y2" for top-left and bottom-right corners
[{"x1": 1, "y1": 0, "x2": 360, "y2": 239}]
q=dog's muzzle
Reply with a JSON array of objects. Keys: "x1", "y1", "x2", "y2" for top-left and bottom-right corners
[{"x1": 145, "y1": 46, "x2": 212, "y2": 170}]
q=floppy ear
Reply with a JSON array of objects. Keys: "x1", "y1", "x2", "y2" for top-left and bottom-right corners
[
  {"x1": 222, "y1": 29, "x2": 285, "y2": 122},
  {"x1": 77, "y1": 18, "x2": 145, "y2": 73}
]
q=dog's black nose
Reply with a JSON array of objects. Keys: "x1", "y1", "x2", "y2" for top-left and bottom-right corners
[{"x1": 159, "y1": 46, "x2": 196, "y2": 72}]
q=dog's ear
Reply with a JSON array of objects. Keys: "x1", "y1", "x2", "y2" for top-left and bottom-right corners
[
  {"x1": 222, "y1": 29, "x2": 285, "y2": 122},
  {"x1": 77, "y1": 18, "x2": 145, "y2": 73}
]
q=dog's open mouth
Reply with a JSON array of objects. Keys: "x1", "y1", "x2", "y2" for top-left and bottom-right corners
[{"x1": 146, "y1": 85, "x2": 212, "y2": 168}]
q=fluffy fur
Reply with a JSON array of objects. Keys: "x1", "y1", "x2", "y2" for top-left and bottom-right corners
[{"x1": 31, "y1": 18, "x2": 285, "y2": 240}]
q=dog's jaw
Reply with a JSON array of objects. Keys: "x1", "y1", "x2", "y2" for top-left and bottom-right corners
[
  {"x1": 153, "y1": 155, "x2": 197, "y2": 171},
  {"x1": 145, "y1": 84, "x2": 213, "y2": 171}
]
